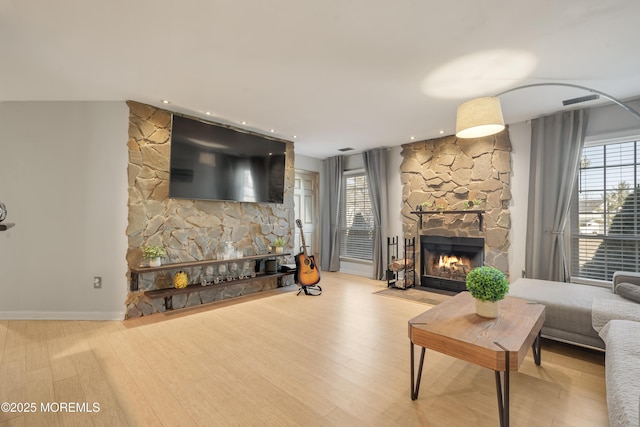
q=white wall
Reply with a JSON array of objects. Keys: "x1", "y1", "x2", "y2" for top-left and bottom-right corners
[
  {"x1": 586, "y1": 97, "x2": 640, "y2": 138},
  {"x1": 0, "y1": 101, "x2": 129, "y2": 319},
  {"x1": 506, "y1": 122, "x2": 532, "y2": 279},
  {"x1": 294, "y1": 153, "x2": 323, "y2": 173}
]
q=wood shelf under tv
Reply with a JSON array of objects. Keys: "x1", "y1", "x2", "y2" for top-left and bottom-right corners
[
  {"x1": 144, "y1": 271, "x2": 295, "y2": 311},
  {"x1": 130, "y1": 252, "x2": 292, "y2": 291}
]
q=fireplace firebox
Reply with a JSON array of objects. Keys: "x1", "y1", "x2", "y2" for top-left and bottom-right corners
[{"x1": 420, "y1": 235, "x2": 484, "y2": 292}]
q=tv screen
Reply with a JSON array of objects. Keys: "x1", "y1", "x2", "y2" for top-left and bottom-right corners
[{"x1": 169, "y1": 115, "x2": 286, "y2": 203}]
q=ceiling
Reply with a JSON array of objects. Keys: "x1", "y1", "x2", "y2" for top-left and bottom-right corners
[{"x1": 2, "y1": 1, "x2": 640, "y2": 159}]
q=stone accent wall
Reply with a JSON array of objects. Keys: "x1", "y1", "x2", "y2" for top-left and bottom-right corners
[
  {"x1": 125, "y1": 101, "x2": 295, "y2": 318},
  {"x1": 400, "y1": 131, "x2": 512, "y2": 274}
]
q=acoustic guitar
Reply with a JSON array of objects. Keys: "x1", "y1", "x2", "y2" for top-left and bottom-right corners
[{"x1": 295, "y1": 219, "x2": 321, "y2": 286}]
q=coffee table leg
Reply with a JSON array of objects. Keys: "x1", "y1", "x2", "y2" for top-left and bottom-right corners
[
  {"x1": 532, "y1": 330, "x2": 542, "y2": 366},
  {"x1": 410, "y1": 342, "x2": 426, "y2": 400},
  {"x1": 494, "y1": 350, "x2": 510, "y2": 427}
]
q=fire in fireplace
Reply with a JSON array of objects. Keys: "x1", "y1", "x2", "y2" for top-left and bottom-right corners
[
  {"x1": 420, "y1": 235, "x2": 484, "y2": 292},
  {"x1": 429, "y1": 254, "x2": 473, "y2": 281}
]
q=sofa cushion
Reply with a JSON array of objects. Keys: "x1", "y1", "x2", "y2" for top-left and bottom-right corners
[
  {"x1": 617, "y1": 282, "x2": 640, "y2": 303},
  {"x1": 598, "y1": 320, "x2": 640, "y2": 427},
  {"x1": 613, "y1": 271, "x2": 640, "y2": 293},
  {"x1": 509, "y1": 278, "x2": 620, "y2": 349},
  {"x1": 592, "y1": 297, "x2": 640, "y2": 332}
]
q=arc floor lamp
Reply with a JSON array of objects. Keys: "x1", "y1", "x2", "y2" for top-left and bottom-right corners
[{"x1": 455, "y1": 82, "x2": 640, "y2": 139}]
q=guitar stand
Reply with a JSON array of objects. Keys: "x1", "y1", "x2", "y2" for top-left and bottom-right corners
[{"x1": 297, "y1": 284, "x2": 322, "y2": 296}]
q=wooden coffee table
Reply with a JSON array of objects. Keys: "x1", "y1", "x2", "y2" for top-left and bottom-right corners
[{"x1": 408, "y1": 291, "x2": 545, "y2": 427}]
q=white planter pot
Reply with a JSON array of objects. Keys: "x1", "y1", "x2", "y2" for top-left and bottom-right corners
[
  {"x1": 149, "y1": 257, "x2": 162, "y2": 267},
  {"x1": 475, "y1": 299, "x2": 499, "y2": 318},
  {"x1": 275, "y1": 247, "x2": 284, "y2": 254}
]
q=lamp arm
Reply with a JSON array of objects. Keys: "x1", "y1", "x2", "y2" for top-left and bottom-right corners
[{"x1": 496, "y1": 83, "x2": 640, "y2": 122}]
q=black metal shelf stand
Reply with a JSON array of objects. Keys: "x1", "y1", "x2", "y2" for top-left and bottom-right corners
[{"x1": 386, "y1": 236, "x2": 416, "y2": 290}]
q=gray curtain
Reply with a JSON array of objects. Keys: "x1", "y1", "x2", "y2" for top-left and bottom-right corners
[
  {"x1": 363, "y1": 148, "x2": 389, "y2": 280},
  {"x1": 525, "y1": 109, "x2": 590, "y2": 281},
  {"x1": 320, "y1": 155, "x2": 343, "y2": 271}
]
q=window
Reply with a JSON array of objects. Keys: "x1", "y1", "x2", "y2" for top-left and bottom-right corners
[
  {"x1": 573, "y1": 138, "x2": 640, "y2": 281},
  {"x1": 339, "y1": 171, "x2": 374, "y2": 261}
]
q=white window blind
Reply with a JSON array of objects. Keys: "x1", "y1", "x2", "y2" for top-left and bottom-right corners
[
  {"x1": 339, "y1": 171, "x2": 374, "y2": 261},
  {"x1": 573, "y1": 139, "x2": 640, "y2": 281}
]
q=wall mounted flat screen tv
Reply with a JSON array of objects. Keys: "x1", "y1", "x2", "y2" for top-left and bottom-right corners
[{"x1": 169, "y1": 115, "x2": 286, "y2": 203}]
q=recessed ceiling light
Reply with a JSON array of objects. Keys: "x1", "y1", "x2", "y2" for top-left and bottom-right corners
[
  {"x1": 205, "y1": 111, "x2": 212, "y2": 115},
  {"x1": 410, "y1": 136, "x2": 416, "y2": 140},
  {"x1": 161, "y1": 99, "x2": 170, "y2": 104},
  {"x1": 439, "y1": 130, "x2": 445, "y2": 134},
  {"x1": 269, "y1": 129, "x2": 275, "y2": 133},
  {"x1": 292, "y1": 135, "x2": 297, "y2": 139},
  {"x1": 241, "y1": 121, "x2": 247, "y2": 125}
]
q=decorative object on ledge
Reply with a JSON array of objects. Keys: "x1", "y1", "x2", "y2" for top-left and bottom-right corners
[
  {"x1": 129, "y1": 252, "x2": 293, "y2": 291},
  {"x1": 465, "y1": 266, "x2": 509, "y2": 318},
  {"x1": 273, "y1": 238, "x2": 285, "y2": 254},
  {"x1": 265, "y1": 259, "x2": 277, "y2": 274},
  {"x1": 462, "y1": 199, "x2": 482, "y2": 210},
  {"x1": 174, "y1": 271, "x2": 188, "y2": 289},
  {"x1": 411, "y1": 210, "x2": 485, "y2": 231},
  {"x1": 416, "y1": 201, "x2": 432, "y2": 212},
  {"x1": 142, "y1": 245, "x2": 166, "y2": 267}
]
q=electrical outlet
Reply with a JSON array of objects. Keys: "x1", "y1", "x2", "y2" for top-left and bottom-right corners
[{"x1": 94, "y1": 276, "x2": 102, "y2": 289}]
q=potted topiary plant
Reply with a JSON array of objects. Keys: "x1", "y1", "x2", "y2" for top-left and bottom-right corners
[
  {"x1": 463, "y1": 199, "x2": 482, "y2": 210},
  {"x1": 143, "y1": 245, "x2": 166, "y2": 267},
  {"x1": 273, "y1": 238, "x2": 285, "y2": 254},
  {"x1": 465, "y1": 266, "x2": 509, "y2": 318}
]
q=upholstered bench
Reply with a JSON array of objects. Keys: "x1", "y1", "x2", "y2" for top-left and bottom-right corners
[{"x1": 508, "y1": 278, "x2": 624, "y2": 349}]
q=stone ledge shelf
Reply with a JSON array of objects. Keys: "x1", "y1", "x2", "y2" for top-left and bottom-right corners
[
  {"x1": 0, "y1": 223, "x2": 15, "y2": 231},
  {"x1": 130, "y1": 252, "x2": 292, "y2": 291},
  {"x1": 145, "y1": 271, "x2": 295, "y2": 311},
  {"x1": 411, "y1": 210, "x2": 485, "y2": 231}
]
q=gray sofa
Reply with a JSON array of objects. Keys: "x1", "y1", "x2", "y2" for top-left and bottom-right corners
[
  {"x1": 599, "y1": 319, "x2": 640, "y2": 427},
  {"x1": 509, "y1": 271, "x2": 640, "y2": 427},
  {"x1": 509, "y1": 277, "x2": 614, "y2": 348}
]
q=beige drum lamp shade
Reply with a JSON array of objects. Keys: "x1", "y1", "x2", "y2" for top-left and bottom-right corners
[{"x1": 455, "y1": 96, "x2": 505, "y2": 138}]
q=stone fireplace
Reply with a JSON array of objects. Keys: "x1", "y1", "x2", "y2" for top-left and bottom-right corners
[{"x1": 400, "y1": 131, "x2": 512, "y2": 289}]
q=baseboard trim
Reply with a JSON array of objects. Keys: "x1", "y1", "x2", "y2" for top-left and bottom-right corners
[{"x1": 0, "y1": 311, "x2": 125, "y2": 321}]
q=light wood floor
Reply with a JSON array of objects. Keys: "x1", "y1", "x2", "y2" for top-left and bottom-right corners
[{"x1": 0, "y1": 272, "x2": 608, "y2": 427}]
